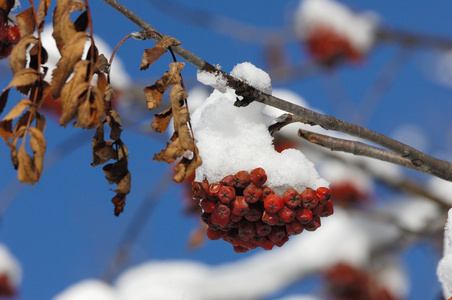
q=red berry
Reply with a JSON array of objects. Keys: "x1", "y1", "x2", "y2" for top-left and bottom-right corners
[
  {"x1": 315, "y1": 200, "x2": 334, "y2": 217},
  {"x1": 264, "y1": 194, "x2": 284, "y2": 213},
  {"x1": 282, "y1": 188, "x2": 302, "y2": 208},
  {"x1": 301, "y1": 188, "x2": 319, "y2": 209},
  {"x1": 277, "y1": 206, "x2": 295, "y2": 223},
  {"x1": 206, "y1": 228, "x2": 221, "y2": 240},
  {"x1": 6, "y1": 26, "x2": 20, "y2": 44},
  {"x1": 250, "y1": 167, "x2": 267, "y2": 186},
  {"x1": 243, "y1": 184, "x2": 263, "y2": 203},
  {"x1": 316, "y1": 187, "x2": 331, "y2": 203},
  {"x1": 255, "y1": 220, "x2": 272, "y2": 236},
  {"x1": 208, "y1": 183, "x2": 222, "y2": 198},
  {"x1": 274, "y1": 235, "x2": 289, "y2": 247},
  {"x1": 249, "y1": 234, "x2": 265, "y2": 246},
  {"x1": 234, "y1": 170, "x2": 251, "y2": 189},
  {"x1": 218, "y1": 185, "x2": 236, "y2": 204},
  {"x1": 231, "y1": 196, "x2": 249, "y2": 216},
  {"x1": 211, "y1": 203, "x2": 231, "y2": 227},
  {"x1": 244, "y1": 205, "x2": 262, "y2": 222},
  {"x1": 305, "y1": 215, "x2": 321, "y2": 231},
  {"x1": 220, "y1": 174, "x2": 235, "y2": 186},
  {"x1": 222, "y1": 230, "x2": 240, "y2": 246},
  {"x1": 200, "y1": 199, "x2": 216, "y2": 213},
  {"x1": 268, "y1": 226, "x2": 286, "y2": 243},
  {"x1": 261, "y1": 210, "x2": 279, "y2": 226},
  {"x1": 296, "y1": 208, "x2": 313, "y2": 224},
  {"x1": 286, "y1": 220, "x2": 304, "y2": 235}
]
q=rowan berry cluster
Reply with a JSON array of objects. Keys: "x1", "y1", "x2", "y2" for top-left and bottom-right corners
[
  {"x1": 325, "y1": 263, "x2": 396, "y2": 300},
  {"x1": 192, "y1": 167, "x2": 333, "y2": 253},
  {"x1": 0, "y1": 19, "x2": 19, "y2": 59}
]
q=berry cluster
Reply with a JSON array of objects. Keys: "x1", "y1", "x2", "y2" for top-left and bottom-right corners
[
  {"x1": 192, "y1": 168, "x2": 333, "y2": 253},
  {"x1": 305, "y1": 26, "x2": 361, "y2": 66},
  {"x1": 0, "y1": 22, "x2": 20, "y2": 59},
  {"x1": 325, "y1": 263, "x2": 396, "y2": 300}
]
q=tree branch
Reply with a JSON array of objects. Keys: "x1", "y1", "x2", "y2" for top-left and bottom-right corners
[{"x1": 101, "y1": 0, "x2": 452, "y2": 182}]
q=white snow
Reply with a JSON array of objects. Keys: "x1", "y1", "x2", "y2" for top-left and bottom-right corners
[
  {"x1": 53, "y1": 280, "x2": 118, "y2": 300},
  {"x1": 0, "y1": 244, "x2": 21, "y2": 288},
  {"x1": 294, "y1": 0, "x2": 378, "y2": 53},
  {"x1": 438, "y1": 209, "x2": 452, "y2": 299},
  {"x1": 197, "y1": 65, "x2": 228, "y2": 93},
  {"x1": 192, "y1": 63, "x2": 328, "y2": 194}
]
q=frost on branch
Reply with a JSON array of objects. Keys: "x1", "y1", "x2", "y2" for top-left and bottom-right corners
[
  {"x1": 294, "y1": 0, "x2": 378, "y2": 64},
  {"x1": 192, "y1": 62, "x2": 330, "y2": 251}
]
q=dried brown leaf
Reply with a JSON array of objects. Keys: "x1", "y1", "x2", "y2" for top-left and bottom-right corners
[
  {"x1": 9, "y1": 34, "x2": 38, "y2": 75},
  {"x1": 16, "y1": 8, "x2": 35, "y2": 37},
  {"x1": 103, "y1": 84, "x2": 116, "y2": 103},
  {"x1": 173, "y1": 147, "x2": 202, "y2": 183},
  {"x1": 106, "y1": 109, "x2": 122, "y2": 141},
  {"x1": 51, "y1": 32, "x2": 89, "y2": 98},
  {"x1": 144, "y1": 62, "x2": 185, "y2": 110},
  {"x1": 37, "y1": 0, "x2": 51, "y2": 31},
  {"x1": 52, "y1": 0, "x2": 86, "y2": 54},
  {"x1": 115, "y1": 171, "x2": 131, "y2": 195},
  {"x1": 59, "y1": 81, "x2": 90, "y2": 126},
  {"x1": 103, "y1": 158, "x2": 128, "y2": 185},
  {"x1": 96, "y1": 73, "x2": 108, "y2": 97},
  {"x1": 0, "y1": 120, "x2": 13, "y2": 140},
  {"x1": 155, "y1": 36, "x2": 181, "y2": 48},
  {"x1": 2, "y1": 100, "x2": 32, "y2": 121},
  {"x1": 0, "y1": 0, "x2": 15, "y2": 15},
  {"x1": 151, "y1": 106, "x2": 172, "y2": 133},
  {"x1": 28, "y1": 127, "x2": 46, "y2": 179},
  {"x1": 7, "y1": 68, "x2": 39, "y2": 94},
  {"x1": 94, "y1": 54, "x2": 109, "y2": 74},
  {"x1": 140, "y1": 47, "x2": 167, "y2": 71},
  {"x1": 35, "y1": 112, "x2": 46, "y2": 132},
  {"x1": 153, "y1": 133, "x2": 185, "y2": 163},
  {"x1": 170, "y1": 85, "x2": 193, "y2": 152},
  {"x1": 74, "y1": 86, "x2": 104, "y2": 129},
  {"x1": 17, "y1": 143, "x2": 39, "y2": 184},
  {"x1": 111, "y1": 193, "x2": 126, "y2": 216}
]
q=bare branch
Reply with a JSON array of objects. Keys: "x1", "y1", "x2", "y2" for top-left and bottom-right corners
[
  {"x1": 101, "y1": 0, "x2": 452, "y2": 182},
  {"x1": 376, "y1": 27, "x2": 452, "y2": 51}
]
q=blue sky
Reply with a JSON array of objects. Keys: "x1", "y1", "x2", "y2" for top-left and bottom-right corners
[{"x1": 0, "y1": 0, "x2": 451, "y2": 299}]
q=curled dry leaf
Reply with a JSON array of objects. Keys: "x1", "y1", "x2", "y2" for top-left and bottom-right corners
[
  {"x1": 16, "y1": 8, "x2": 36, "y2": 38},
  {"x1": 51, "y1": 31, "x2": 89, "y2": 99},
  {"x1": 37, "y1": 0, "x2": 51, "y2": 31},
  {"x1": 9, "y1": 34, "x2": 38, "y2": 75},
  {"x1": 74, "y1": 86, "x2": 104, "y2": 129},
  {"x1": 7, "y1": 68, "x2": 40, "y2": 95},
  {"x1": 144, "y1": 62, "x2": 185, "y2": 110},
  {"x1": 52, "y1": 0, "x2": 86, "y2": 54},
  {"x1": 140, "y1": 35, "x2": 181, "y2": 70},
  {"x1": 16, "y1": 127, "x2": 46, "y2": 184}
]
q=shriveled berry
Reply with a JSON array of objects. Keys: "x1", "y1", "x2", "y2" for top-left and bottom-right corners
[
  {"x1": 262, "y1": 185, "x2": 275, "y2": 198},
  {"x1": 274, "y1": 235, "x2": 289, "y2": 247},
  {"x1": 268, "y1": 226, "x2": 286, "y2": 243},
  {"x1": 211, "y1": 203, "x2": 231, "y2": 227},
  {"x1": 244, "y1": 205, "x2": 262, "y2": 222},
  {"x1": 233, "y1": 245, "x2": 250, "y2": 253},
  {"x1": 234, "y1": 171, "x2": 251, "y2": 189},
  {"x1": 238, "y1": 221, "x2": 256, "y2": 239},
  {"x1": 296, "y1": 208, "x2": 313, "y2": 224},
  {"x1": 316, "y1": 187, "x2": 331, "y2": 203},
  {"x1": 277, "y1": 206, "x2": 295, "y2": 223},
  {"x1": 305, "y1": 215, "x2": 321, "y2": 231},
  {"x1": 317, "y1": 200, "x2": 334, "y2": 217},
  {"x1": 218, "y1": 185, "x2": 236, "y2": 204},
  {"x1": 255, "y1": 220, "x2": 272, "y2": 236},
  {"x1": 262, "y1": 210, "x2": 279, "y2": 226},
  {"x1": 231, "y1": 196, "x2": 249, "y2": 216},
  {"x1": 286, "y1": 220, "x2": 304, "y2": 235},
  {"x1": 264, "y1": 194, "x2": 284, "y2": 213},
  {"x1": 222, "y1": 230, "x2": 240, "y2": 246},
  {"x1": 250, "y1": 234, "x2": 265, "y2": 246},
  {"x1": 261, "y1": 238, "x2": 275, "y2": 250},
  {"x1": 220, "y1": 174, "x2": 235, "y2": 186},
  {"x1": 208, "y1": 183, "x2": 222, "y2": 198},
  {"x1": 200, "y1": 199, "x2": 216, "y2": 213},
  {"x1": 301, "y1": 188, "x2": 319, "y2": 209},
  {"x1": 243, "y1": 184, "x2": 263, "y2": 203},
  {"x1": 192, "y1": 181, "x2": 207, "y2": 199},
  {"x1": 230, "y1": 213, "x2": 243, "y2": 223},
  {"x1": 250, "y1": 167, "x2": 267, "y2": 186},
  {"x1": 206, "y1": 227, "x2": 221, "y2": 240},
  {"x1": 283, "y1": 188, "x2": 302, "y2": 208}
]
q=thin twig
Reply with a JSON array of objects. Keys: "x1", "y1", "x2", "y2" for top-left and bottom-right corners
[
  {"x1": 376, "y1": 27, "x2": 452, "y2": 51},
  {"x1": 100, "y1": 0, "x2": 452, "y2": 182}
]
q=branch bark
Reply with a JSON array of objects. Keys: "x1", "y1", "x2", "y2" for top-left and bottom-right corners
[{"x1": 101, "y1": 0, "x2": 452, "y2": 182}]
